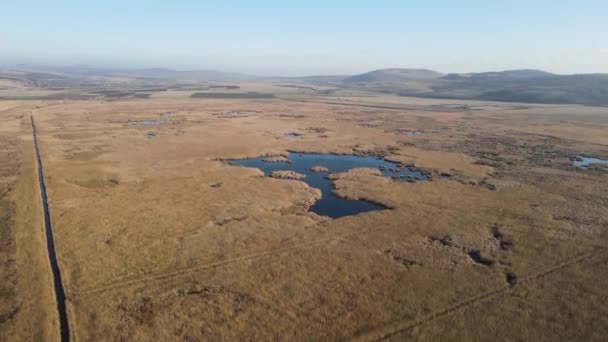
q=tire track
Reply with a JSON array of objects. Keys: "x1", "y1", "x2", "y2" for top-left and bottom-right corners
[
  {"x1": 78, "y1": 237, "x2": 332, "y2": 297},
  {"x1": 352, "y1": 248, "x2": 602, "y2": 342},
  {"x1": 31, "y1": 113, "x2": 70, "y2": 342},
  {"x1": 78, "y1": 221, "x2": 389, "y2": 297}
]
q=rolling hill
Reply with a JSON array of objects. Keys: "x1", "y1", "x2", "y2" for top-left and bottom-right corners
[
  {"x1": 334, "y1": 68, "x2": 608, "y2": 105},
  {"x1": 344, "y1": 68, "x2": 445, "y2": 83}
]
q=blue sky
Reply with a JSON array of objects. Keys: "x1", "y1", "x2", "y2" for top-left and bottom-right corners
[{"x1": 2, "y1": 1, "x2": 607, "y2": 75}]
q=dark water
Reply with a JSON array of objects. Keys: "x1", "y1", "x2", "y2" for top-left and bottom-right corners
[
  {"x1": 573, "y1": 156, "x2": 608, "y2": 169},
  {"x1": 31, "y1": 115, "x2": 70, "y2": 342},
  {"x1": 231, "y1": 152, "x2": 428, "y2": 218}
]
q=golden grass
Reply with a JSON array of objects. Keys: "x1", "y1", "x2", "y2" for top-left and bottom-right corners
[{"x1": 2, "y1": 93, "x2": 608, "y2": 340}]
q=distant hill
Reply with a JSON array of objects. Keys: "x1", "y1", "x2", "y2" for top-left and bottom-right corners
[
  {"x1": 427, "y1": 70, "x2": 608, "y2": 105},
  {"x1": 344, "y1": 68, "x2": 445, "y2": 83},
  {"x1": 332, "y1": 68, "x2": 608, "y2": 106},
  {"x1": 118, "y1": 68, "x2": 256, "y2": 82},
  {"x1": 443, "y1": 69, "x2": 554, "y2": 80},
  {"x1": 1, "y1": 64, "x2": 257, "y2": 82}
]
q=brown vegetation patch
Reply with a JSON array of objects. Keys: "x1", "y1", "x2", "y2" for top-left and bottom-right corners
[
  {"x1": 269, "y1": 170, "x2": 306, "y2": 180},
  {"x1": 116, "y1": 283, "x2": 254, "y2": 330},
  {"x1": 310, "y1": 165, "x2": 329, "y2": 173}
]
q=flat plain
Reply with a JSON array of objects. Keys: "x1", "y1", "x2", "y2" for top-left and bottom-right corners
[{"x1": 1, "y1": 86, "x2": 607, "y2": 340}]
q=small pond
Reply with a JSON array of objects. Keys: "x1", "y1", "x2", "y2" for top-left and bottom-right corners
[
  {"x1": 230, "y1": 152, "x2": 428, "y2": 218},
  {"x1": 142, "y1": 120, "x2": 165, "y2": 125},
  {"x1": 400, "y1": 129, "x2": 423, "y2": 136},
  {"x1": 573, "y1": 156, "x2": 608, "y2": 169}
]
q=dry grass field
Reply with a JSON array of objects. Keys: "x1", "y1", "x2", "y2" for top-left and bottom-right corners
[{"x1": 1, "y1": 91, "x2": 607, "y2": 340}]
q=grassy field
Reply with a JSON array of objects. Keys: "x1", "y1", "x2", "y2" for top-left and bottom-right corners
[
  {"x1": 1, "y1": 90, "x2": 607, "y2": 340},
  {"x1": 0, "y1": 101, "x2": 59, "y2": 341},
  {"x1": 190, "y1": 92, "x2": 275, "y2": 99}
]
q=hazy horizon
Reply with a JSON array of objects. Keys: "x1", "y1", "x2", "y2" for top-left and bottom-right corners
[
  {"x1": 3, "y1": 1, "x2": 607, "y2": 76},
  {"x1": 4, "y1": 62, "x2": 608, "y2": 79}
]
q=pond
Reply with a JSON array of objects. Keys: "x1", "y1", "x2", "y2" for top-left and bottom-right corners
[
  {"x1": 573, "y1": 156, "x2": 608, "y2": 169},
  {"x1": 400, "y1": 129, "x2": 423, "y2": 136},
  {"x1": 142, "y1": 120, "x2": 165, "y2": 125},
  {"x1": 230, "y1": 152, "x2": 428, "y2": 218}
]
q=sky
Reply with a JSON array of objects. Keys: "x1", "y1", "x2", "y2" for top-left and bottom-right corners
[{"x1": 2, "y1": 0, "x2": 607, "y2": 76}]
